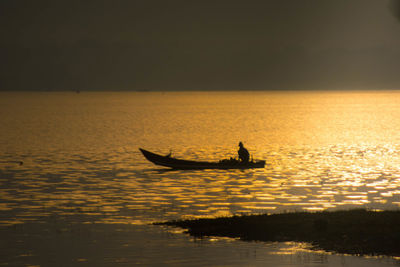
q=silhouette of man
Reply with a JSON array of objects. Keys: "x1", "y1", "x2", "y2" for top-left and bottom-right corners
[{"x1": 238, "y1": 142, "x2": 250, "y2": 163}]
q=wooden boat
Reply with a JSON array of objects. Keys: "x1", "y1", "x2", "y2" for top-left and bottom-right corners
[{"x1": 139, "y1": 148, "x2": 265, "y2": 170}]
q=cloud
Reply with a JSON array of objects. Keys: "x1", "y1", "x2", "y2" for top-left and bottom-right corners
[
  {"x1": 389, "y1": 0, "x2": 400, "y2": 22},
  {"x1": 1, "y1": 0, "x2": 400, "y2": 91}
]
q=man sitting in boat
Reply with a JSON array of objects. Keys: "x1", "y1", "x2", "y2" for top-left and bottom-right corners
[{"x1": 238, "y1": 142, "x2": 250, "y2": 163}]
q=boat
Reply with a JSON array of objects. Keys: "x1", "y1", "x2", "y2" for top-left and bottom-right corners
[{"x1": 139, "y1": 148, "x2": 265, "y2": 170}]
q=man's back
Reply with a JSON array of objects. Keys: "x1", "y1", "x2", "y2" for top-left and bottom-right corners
[{"x1": 238, "y1": 144, "x2": 250, "y2": 163}]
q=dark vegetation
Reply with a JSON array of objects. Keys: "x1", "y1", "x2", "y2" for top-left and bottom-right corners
[{"x1": 156, "y1": 209, "x2": 400, "y2": 257}]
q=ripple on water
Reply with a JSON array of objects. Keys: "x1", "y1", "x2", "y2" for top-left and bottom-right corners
[{"x1": 1, "y1": 144, "x2": 400, "y2": 225}]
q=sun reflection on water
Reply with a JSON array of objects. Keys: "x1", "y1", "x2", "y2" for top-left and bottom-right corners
[
  {"x1": 1, "y1": 91, "x2": 400, "y2": 226},
  {"x1": 1, "y1": 143, "x2": 400, "y2": 226}
]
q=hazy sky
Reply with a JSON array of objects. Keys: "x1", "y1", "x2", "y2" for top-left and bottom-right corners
[{"x1": 1, "y1": 0, "x2": 400, "y2": 91}]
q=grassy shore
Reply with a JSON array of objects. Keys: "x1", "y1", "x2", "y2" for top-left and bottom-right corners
[{"x1": 156, "y1": 209, "x2": 400, "y2": 257}]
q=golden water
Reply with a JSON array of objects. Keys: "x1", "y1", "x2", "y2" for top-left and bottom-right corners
[
  {"x1": 1, "y1": 91, "x2": 400, "y2": 225},
  {"x1": 1, "y1": 91, "x2": 400, "y2": 266}
]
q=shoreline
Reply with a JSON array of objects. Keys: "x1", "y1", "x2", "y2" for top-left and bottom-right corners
[{"x1": 156, "y1": 209, "x2": 400, "y2": 257}]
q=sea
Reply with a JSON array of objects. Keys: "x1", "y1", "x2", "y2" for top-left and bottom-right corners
[{"x1": 1, "y1": 91, "x2": 400, "y2": 266}]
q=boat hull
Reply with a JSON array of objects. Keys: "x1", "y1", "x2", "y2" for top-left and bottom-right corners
[{"x1": 139, "y1": 148, "x2": 265, "y2": 170}]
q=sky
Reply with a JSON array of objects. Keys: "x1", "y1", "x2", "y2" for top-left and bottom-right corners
[{"x1": 1, "y1": 0, "x2": 400, "y2": 91}]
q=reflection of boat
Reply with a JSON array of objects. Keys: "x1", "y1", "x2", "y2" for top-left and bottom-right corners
[{"x1": 139, "y1": 148, "x2": 265, "y2": 170}]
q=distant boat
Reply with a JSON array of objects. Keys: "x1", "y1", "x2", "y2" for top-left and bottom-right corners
[{"x1": 139, "y1": 148, "x2": 265, "y2": 170}]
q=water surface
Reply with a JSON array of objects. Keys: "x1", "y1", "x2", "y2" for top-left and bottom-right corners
[{"x1": 1, "y1": 91, "x2": 400, "y2": 266}]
